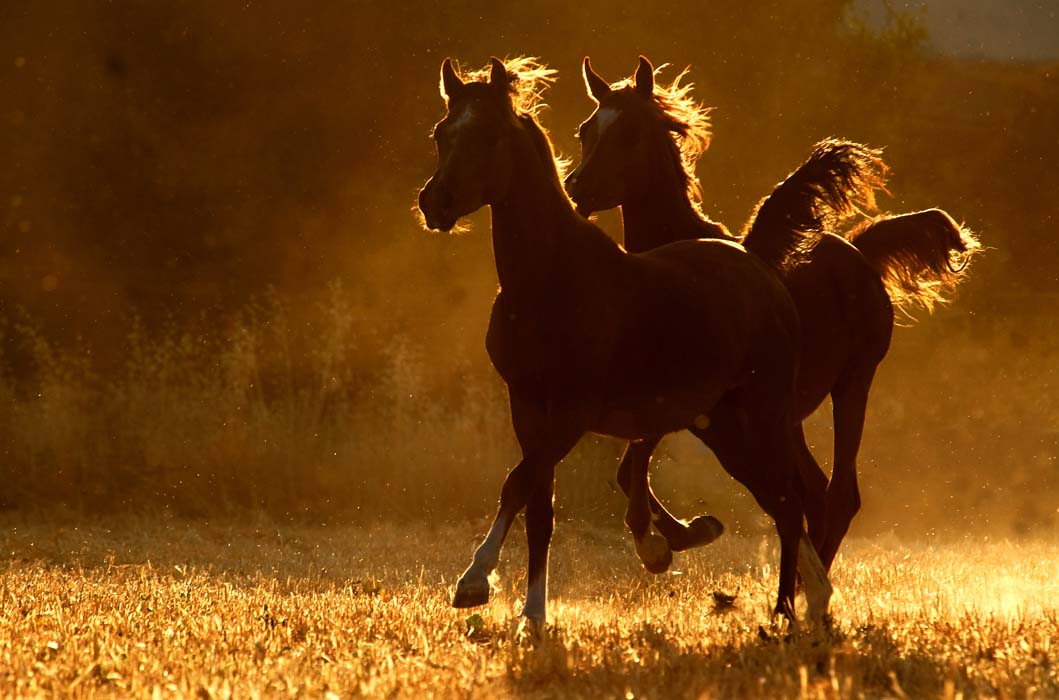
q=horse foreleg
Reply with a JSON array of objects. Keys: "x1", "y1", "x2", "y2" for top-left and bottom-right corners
[
  {"x1": 772, "y1": 493, "x2": 804, "y2": 624},
  {"x1": 453, "y1": 457, "x2": 535, "y2": 609},
  {"x1": 820, "y1": 366, "x2": 875, "y2": 569},
  {"x1": 759, "y1": 458, "x2": 831, "y2": 627},
  {"x1": 454, "y1": 392, "x2": 583, "y2": 623},
  {"x1": 521, "y1": 460, "x2": 557, "y2": 625},
  {"x1": 616, "y1": 438, "x2": 723, "y2": 556},
  {"x1": 622, "y1": 439, "x2": 673, "y2": 574}
]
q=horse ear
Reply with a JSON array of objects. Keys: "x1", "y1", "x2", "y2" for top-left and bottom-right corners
[
  {"x1": 582, "y1": 57, "x2": 611, "y2": 102},
  {"x1": 440, "y1": 58, "x2": 464, "y2": 100},
  {"x1": 488, "y1": 57, "x2": 512, "y2": 91},
  {"x1": 634, "y1": 55, "x2": 654, "y2": 97}
]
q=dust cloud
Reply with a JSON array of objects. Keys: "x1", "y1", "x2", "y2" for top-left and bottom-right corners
[{"x1": 1, "y1": 1, "x2": 1056, "y2": 538}]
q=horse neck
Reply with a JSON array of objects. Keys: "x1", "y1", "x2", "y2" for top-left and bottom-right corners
[
  {"x1": 620, "y1": 132, "x2": 729, "y2": 253},
  {"x1": 491, "y1": 126, "x2": 614, "y2": 303}
]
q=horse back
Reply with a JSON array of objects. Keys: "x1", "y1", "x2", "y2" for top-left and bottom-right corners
[
  {"x1": 609, "y1": 239, "x2": 802, "y2": 398},
  {"x1": 484, "y1": 236, "x2": 802, "y2": 424}
]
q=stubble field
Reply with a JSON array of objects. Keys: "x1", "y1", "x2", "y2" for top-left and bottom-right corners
[{"x1": 1, "y1": 516, "x2": 1057, "y2": 699}]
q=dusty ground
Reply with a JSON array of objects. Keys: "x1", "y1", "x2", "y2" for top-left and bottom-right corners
[{"x1": 1, "y1": 515, "x2": 1056, "y2": 699}]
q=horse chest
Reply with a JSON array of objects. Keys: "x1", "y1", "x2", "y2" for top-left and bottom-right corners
[{"x1": 485, "y1": 296, "x2": 606, "y2": 393}]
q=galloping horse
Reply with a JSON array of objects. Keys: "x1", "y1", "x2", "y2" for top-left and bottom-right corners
[
  {"x1": 565, "y1": 56, "x2": 980, "y2": 569},
  {"x1": 417, "y1": 57, "x2": 833, "y2": 626}
]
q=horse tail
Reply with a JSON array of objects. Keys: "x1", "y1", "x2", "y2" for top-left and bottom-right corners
[
  {"x1": 848, "y1": 208, "x2": 981, "y2": 314},
  {"x1": 741, "y1": 138, "x2": 888, "y2": 274}
]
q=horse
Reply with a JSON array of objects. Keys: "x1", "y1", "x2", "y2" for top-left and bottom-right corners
[
  {"x1": 564, "y1": 56, "x2": 980, "y2": 570},
  {"x1": 417, "y1": 56, "x2": 834, "y2": 627}
]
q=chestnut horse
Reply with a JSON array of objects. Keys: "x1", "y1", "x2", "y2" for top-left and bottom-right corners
[
  {"x1": 565, "y1": 56, "x2": 980, "y2": 569},
  {"x1": 418, "y1": 57, "x2": 833, "y2": 627}
]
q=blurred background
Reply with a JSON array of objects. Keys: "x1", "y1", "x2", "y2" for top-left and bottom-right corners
[{"x1": 1, "y1": 1, "x2": 1056, "y2": 538}]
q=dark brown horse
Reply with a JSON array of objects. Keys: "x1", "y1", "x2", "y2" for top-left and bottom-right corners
[
  {"x1": 565, "y1": 56, "x2": 980, "y2": 570},
  {"x1": 418, "y1": 57, "x2": 833, "y2": 627}
]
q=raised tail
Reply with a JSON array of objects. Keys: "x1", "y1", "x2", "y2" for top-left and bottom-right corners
[
  {"x1": 741, "y1": 138, "x2": 888, "y2": 274},
  {"x1": 848, "y1": 208, "x2": 981, "y2": 314}
]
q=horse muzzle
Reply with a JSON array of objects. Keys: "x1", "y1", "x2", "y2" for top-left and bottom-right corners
[
  {"x1": 563, "y1": 170, "x2": 598, "y2": 218},
  {"x1": 418, "y1": 181, "x2": 458, "y2": 232}
]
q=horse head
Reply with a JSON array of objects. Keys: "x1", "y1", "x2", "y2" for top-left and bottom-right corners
[
  {"x1": 418, "y1": 58, "x2": 521, "y2": 232},
  {"x1": 565, "y1": 56, "x2": 711, "y2": 218},
  {"x1": 564, "y1": 57, "x2": 659, "y2": 216}
]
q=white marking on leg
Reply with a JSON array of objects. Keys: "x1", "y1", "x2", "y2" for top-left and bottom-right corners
[
  {"x1": 454, "y1": 512, "x2": 512, "y2": 607},
  {"x1": 467, "y1": 512, "x2": 510, "y2": 579},
  {"x1": 798, "y1": 534, "x2": 833, "y2": 623},
  {"x1": 522, "y1": 565, "x2": 549, "y2": 623}
]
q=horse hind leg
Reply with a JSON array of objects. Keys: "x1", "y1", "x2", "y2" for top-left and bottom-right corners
[
  {"x1": 798, "y1": 532, "x2": 833, "y2": 624},
  {"x1": 792, "y1": 422, "x2": 830, "y2": 557},
  {"x1": 697, "y1": 414, "x2": 831, "y2": 626},
  {"x1": 820, "y1": 364, "x2": 877, "y2": 569},
  {"x1": 616, "y1": 438, "x2": 723, "y2": 558}
]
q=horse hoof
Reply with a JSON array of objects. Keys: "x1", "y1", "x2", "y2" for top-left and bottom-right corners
[
  {"x1": 636, "y1": 532, "x2": 673, "y2": 574},
  {"x1": 519, "y1": 608, "x2": 546, "y2": 634},
  {"x1": 671, "y1": 515, "x2": 724, "y2": 552},
  {"x1": 452, "y1": 575, "x2": 490, "y2": 608}
]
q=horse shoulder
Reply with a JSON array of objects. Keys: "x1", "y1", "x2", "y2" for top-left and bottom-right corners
[
  {"x1": 485, "y1": 281, "x2": 617, "y2": 393},
  {"x1": 485, "y1": 292, "x2": 534, "y2": 386}
]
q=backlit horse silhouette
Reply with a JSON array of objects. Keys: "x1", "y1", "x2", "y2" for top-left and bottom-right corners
[
  {"x1": 417, "y1": 57, "x2": 836, "y2": 626},
  {"x1": 565, "y1": 56, "x2": 980, "y2": 569}
]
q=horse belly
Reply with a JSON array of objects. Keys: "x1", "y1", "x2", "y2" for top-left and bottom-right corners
[{"x1": 588, "y1": 382, "x2": 728, "y2": 440}]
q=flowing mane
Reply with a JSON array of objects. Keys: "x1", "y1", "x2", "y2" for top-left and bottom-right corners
[
  {"x1": 612, "y1": 65, "x2": 714, "y2": 215},
  {"x1": 449, "y1": 56, "x2": 557, "y2": 117},
  {"x1": 447, "y1": 56, "x2": 570, "y2": 183}
]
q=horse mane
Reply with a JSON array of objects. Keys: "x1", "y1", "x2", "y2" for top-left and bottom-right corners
[
  {"x1": 458, "y1": 57, "x2": 570, "y2": 183},
  {"x1": 613, "y1": 66, "x2": 713, "y2": 217},
  {"x1": 847, "y1": 208, "x2": 981, "y2": 315},
  {"x1": 519, "y1": 114, "x2": 571, "y2": 189},
  {"x1": 458, "y1": 56, "x2": 557, "y2": 118}
]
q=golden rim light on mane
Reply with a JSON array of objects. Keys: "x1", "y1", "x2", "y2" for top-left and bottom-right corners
[
  {"x1": 593, "y1": 63, "x2": 714, "y2": 216},
  {"x1": 447, "y1": 56, "x2": 571, "y2": 181},
  {"x1": 614, "y1": 65, "x2": 713, "y2": 180},
  {"x1": 449, "y1": 56, "x2": 557, "y2": 117}
]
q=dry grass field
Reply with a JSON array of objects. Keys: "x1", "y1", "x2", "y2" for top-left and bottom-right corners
[{"x1": 2, "y1": 516, "x2": 1056, "y2": 699}]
